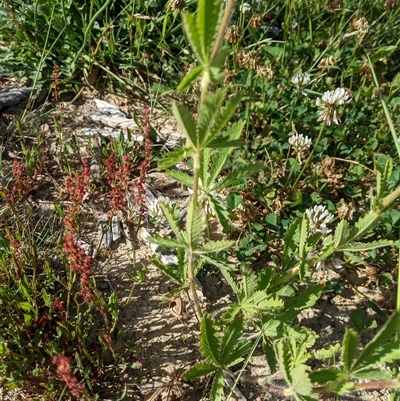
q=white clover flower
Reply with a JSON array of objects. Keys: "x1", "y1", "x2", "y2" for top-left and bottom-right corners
[
  {"x1": 305, "y1": 205, "x2": 334, "y2": 235},
  {"x1": 316, "y1": 88, "x2": 352, "y2": 126},
  {"x1": 288, "y1": 133, "x2": 312, "y2": 152},
  {"x1": 291, "y1": 72, "x2": 311, "y2": 87},
  {"x1": 240, "y1": 2, "x2": 251, "y2": 13}
]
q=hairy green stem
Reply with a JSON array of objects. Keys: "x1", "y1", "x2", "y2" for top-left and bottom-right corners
[
  {"x1": 378, "y1": 185, "x2": 400, "y2": 213},
  {"x1": 189, "y1": 150, "x2": 203, "y2": 318},
  {"x1": 187, "y1": 0, "x2": 237, "y2": 320},
  {"x1": 210, "y1": 0, "x2": 236, "y2": 64},
  {"x1": 314, "y1": 379, "x2": 400, "y2": 394}
]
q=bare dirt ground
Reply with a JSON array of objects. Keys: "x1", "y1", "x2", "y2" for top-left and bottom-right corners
[{"x1": 1, "y1": 86, "x2": 396, "y2": 401}]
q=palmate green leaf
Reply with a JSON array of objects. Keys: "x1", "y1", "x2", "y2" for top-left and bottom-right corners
[
  {"x1": 150, "y1": 257, "x2": 184, "y2": 285},
  {"x1": 263, "y1": 338, "x2": 278, "y2": 374},
  {"x1": 298, "y1": 215, "x2": 310, "y2": 280},
  {"x1": 383, "y1": 157, "x2": 393, "y2": 188},
  {"x1": 172, "y1": 103, "x2": 197, "y2": 148},
  {"x1": 353, "y1": 340, "x2": 400, "y2": 377},
  {"x1": 159, "y1": 201, "x2": 184, "y2": 242},
  {"x1": 207, "y1": 93, "x2": 242, "y2": 142},
  {"x1": 239, "y1": 296, "x2": 259, "y2": 317},
  {"x1": 207, "y1": 144, "x2": 231, "y2": 189},
  {"x1": 198, "y1": 0, "x2": 222, "y2": 59},
  {"x1": 255, "y1": 294, "x2": 284, "y2": 311},
  {"x1": 240, "y1": 264, "x2": 258, "y2": 297},
  {"x1": 371, "y1": 340, "x2": 400, "y2": 365},
  {"x1": 346, "y1": 212, "x2": 380, "y2": 243},
  {"x1": 210, "y1": 44, "x2": 230, "y2": 66},
  {"x1": 210, "y1": 370, "x2": 224, "y2": 401},
  {"x1": 342, "y1": 328, "x2": 359, "y2": 372},
  {"x1": 199, "y1": 254, "x2": 236, "y2": 272},
  {"x1": 165, "y1": 169, "x2": 194, "y2": 188},
  {"x1": 309, "y1": 369, "x2": 348, "y2": 384},
  {"x1": 186, "y1": 198, "x2": 204, "y2": 248},
  {"x1": 258, "y1": 268, "x2": 275, "y2": 291},
  {"x1": 313, "y1": 236, "x2": 334, "y2": 264},
  {"x1": 224, "y1": 349, "x2": 249, "y2": 369},
  {"x1": 157, "y1": 147, "x2": 193, "y2": 170},
  {"x1": 282, "y1": 286, "x2": 324, "y2": 322},
  {"x1": 283, "y1": 219, "x2": 301, "y2": 266},
  {"x1": 208, "y1": 47, "x2": 231, "y2": 84},
  {"x1": 291, "y1": 365, "x2": 314, "y2": 398},
  {"x1": 193, "y1": 255, "x2": 206, "y2": 276},
  {"x1": 195, "y1": 239, "x2": 235, "y2": 254},
  {"x1": 212, "y1": 163, "x2": 265, "y2": 192},
  {"x1": 313, "y1": 344, "x2": 341, "y2": 361},
  {"x1": 177, "y1": 65, "x2": 205, "y2": 93},
  {"x1": 200, "y1": 315, "x2": 221, "y2": 366},
  {"x1": 276, "y1": 341, "x2": 293, "y2": 384},
  {"x1": 220, "y1": 317, "x2": 248, "y2": 365},
  {"x1": 207, "y1": 122, "x2": 244, "y2": 185},
  {"x1": 197, "y1": 88, "x2": 226, "y2": 148},
  {"x1": 250, "y1": 290, "x2": 272, "y2": 306},
  {"x1": 148, "y1": 235, "x2": 186, "y2": 249},
  {"x1": 352, "y1": 367, "x2": 392, "y2": 381},
  {"x1": 215, "y1": 266, "x2": 241, "y2": 296},
  {"x1": 207, "y1": 194, "x2": 232, "y2": 232},
  {"x1": 219, "y1": 304, "x2": 241, "y2": 324},
  {"x1": 351, "y1": 310, "x2": 400, "y2": 372},
  {"x1": 261, "y1": 318, "x2": 280, "y2": 337},
  {"x1": 376, "y1": 158, "x2": 393, "y2": 200},
  {"x1": 183, "y1": 362, "x2": 217, "y2": 380},
  {"x1": 298, "y1": 260, "x2": 308, "y2": 282},
  {"x1": 340, "y1": 239, "x2": 395, "y2": 252},
  {"x1": 181, "y1": 12, "x2": 206, "y2": 63},
  {"x1": 206, "y1": 137, "x2": 243, "y2": 148},
  {"x1": 208, "y1": 65, "x2": 225, "y2": 86},
  {"x1": 334, "y1": 219, "x2": 350, "y2": 248},
  {"x1": 177, "y1": 248, "x2": 188, "y2": 282},
  {"x1": 208, "y1": 121, "x2": 243, "y2": 182}
]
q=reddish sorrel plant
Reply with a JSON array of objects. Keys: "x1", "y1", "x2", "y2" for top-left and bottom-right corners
[
  {"x1": 62, "y1": 232, "x2": 94, "y2": 304},
  {"x1": 63, "y1": 158, "x2": 91, "y2": 233},
  {"x1": 0, "y1": 158, "x2": 103, "y2": 398},
  {"x1": 52, "y1": 353, "x2": 86, "y2": 398},
  {"x1": 101, "y1": 105, "x2": 154, "y2": 255},
  {"x1": 61, "y1": 158, "x2": 116, "y2": 322},
  {"x1": 104, "y1": 153, "x2": 134, "y2": 214},
  {"x1": 62, "y1": 159, "x2": 97, "y2": 304}
]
